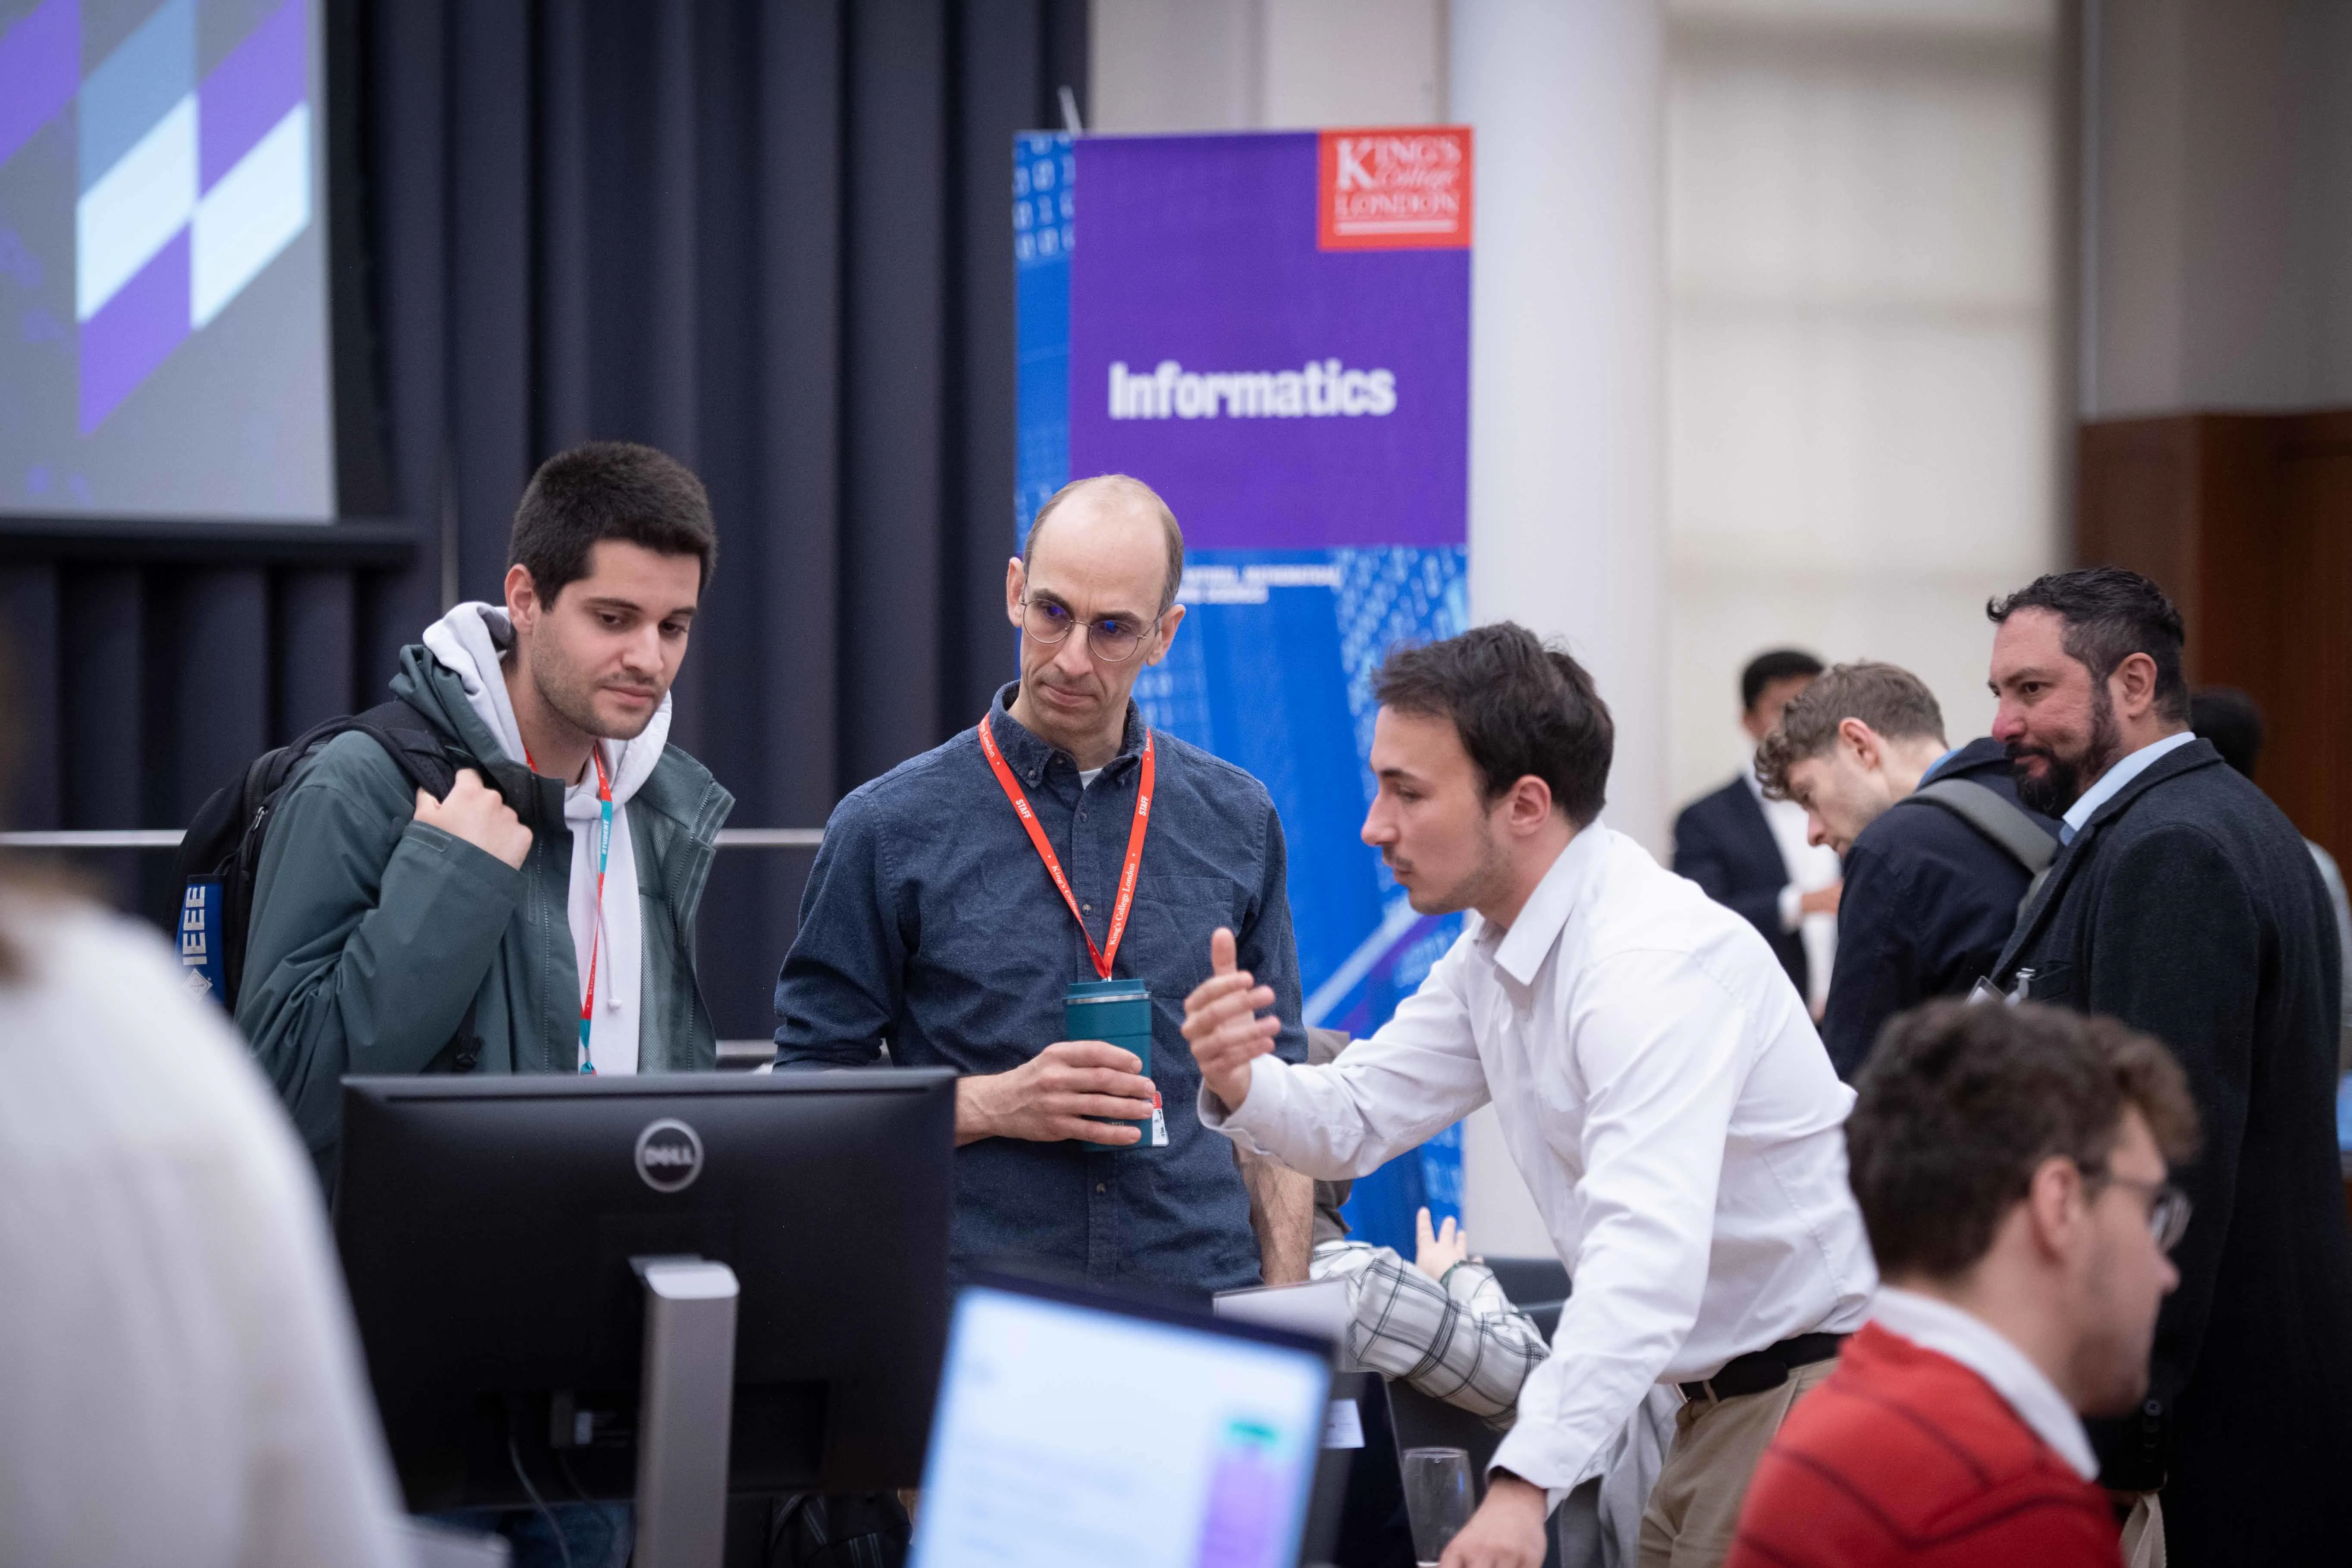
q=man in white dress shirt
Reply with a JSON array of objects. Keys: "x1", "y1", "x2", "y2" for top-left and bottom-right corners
[{"x1": 1182, "y1": 624, "x2": 1876, "y2": 1568}]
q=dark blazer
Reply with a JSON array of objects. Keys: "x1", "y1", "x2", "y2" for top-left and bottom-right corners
[
  {"x1": 1993, "y1": 737, "x2": 2352, "y2": 1564},
  {"x1": 1822, "y1": 738, "x2": 2056, "y2": 1078},
  {"x1": 1673, "y1": 775, "x2": 1807, "y2": 996}
]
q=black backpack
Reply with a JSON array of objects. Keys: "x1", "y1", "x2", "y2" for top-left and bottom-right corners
[{"x1": 174, "y1": 699, "x2": 469, "y2": 1016}]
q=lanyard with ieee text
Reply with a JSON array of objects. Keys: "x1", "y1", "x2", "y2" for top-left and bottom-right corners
[{"x1": 975, "y1": 715, "x2": 1154, "y2": 982}]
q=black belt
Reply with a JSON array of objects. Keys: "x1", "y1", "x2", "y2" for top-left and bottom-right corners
[{"x1": 1678, "y1": 1332, "x2": 1846, "y2": 1404}]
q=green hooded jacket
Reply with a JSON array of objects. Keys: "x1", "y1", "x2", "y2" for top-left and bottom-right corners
[{"x1": 237, "y1": 642, "x2": 735, "y2": 1184}]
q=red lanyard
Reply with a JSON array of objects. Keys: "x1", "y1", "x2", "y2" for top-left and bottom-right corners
[
  {"x1": 976, "y1": 715, "x2": 1154, "y2": 982},
  {"x1": 527, "y1": 744, "x2": 616, "y2": 1074}
]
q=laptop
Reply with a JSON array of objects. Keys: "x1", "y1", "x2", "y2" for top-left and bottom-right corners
[{"x1": 909, "y1": 1274, "x2": 1334, "y2": 1568}]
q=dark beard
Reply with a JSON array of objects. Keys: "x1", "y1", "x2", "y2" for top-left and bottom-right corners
[{"x1": 2010, "y1": 685, "x2": 2123, "y2": 816}]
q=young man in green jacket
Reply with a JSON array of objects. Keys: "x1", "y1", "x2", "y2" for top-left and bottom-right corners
[{"x1": 239, "y1": 442, "x2": 734, "y2": 1197}]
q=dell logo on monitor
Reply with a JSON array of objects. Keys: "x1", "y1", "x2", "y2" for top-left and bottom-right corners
[{"x1": 634, "y1": 1119, "x2": 704, "y2": 1193}]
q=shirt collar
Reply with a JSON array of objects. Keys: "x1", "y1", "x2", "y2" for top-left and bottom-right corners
[
  {"x1": 1869, "y1": 1287, "x2": 2099, "y2": 1480},
  {"x1": 985, "y1": 681, "x2": 1148, "y2": 787},
  {"x1": 2060, "y1": 729, "x2": 2195, "y2": 842},
  {"x1": 1482, "y1": 822, "x2": 1608, "y2": 988}
]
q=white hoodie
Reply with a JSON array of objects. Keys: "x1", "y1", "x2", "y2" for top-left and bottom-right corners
[{"x1": 421, "y1": 602, "x2": 668, "y2": 1075}]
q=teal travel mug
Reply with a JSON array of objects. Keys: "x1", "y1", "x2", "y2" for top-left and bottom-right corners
[{"x1": 1063, "y1": 978, "x2": 1166, "y2": 1151}]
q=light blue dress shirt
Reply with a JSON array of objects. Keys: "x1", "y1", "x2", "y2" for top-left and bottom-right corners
[{"x1": 2057, "y1": 730, "x2": 2197, "y2": 844}]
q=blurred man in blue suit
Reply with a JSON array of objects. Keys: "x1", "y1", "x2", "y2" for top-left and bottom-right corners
[{"x1": 1672, "y1": 649, "x2": 1840, "y2": 1010}]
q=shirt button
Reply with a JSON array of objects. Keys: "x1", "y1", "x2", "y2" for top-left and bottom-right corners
[
  {"x1": 1082, "y1": 903, "x2": 1092, "y2": 912},
  {"x1": 1079, "y1": 811, "x2": 1088, "y2": 821},
  {"x1": 1095, "y1": 1183, "x2": 1107, "y2": 1195}
]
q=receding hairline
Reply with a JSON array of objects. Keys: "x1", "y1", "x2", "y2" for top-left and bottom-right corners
[{"x1": 1022, "y1": 474, "x2": 1186, "y2": 613}]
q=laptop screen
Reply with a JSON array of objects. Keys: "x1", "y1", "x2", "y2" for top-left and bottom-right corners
[{"x1": 909, "y1": 1282, "x2": 1333, "y2": 1568}]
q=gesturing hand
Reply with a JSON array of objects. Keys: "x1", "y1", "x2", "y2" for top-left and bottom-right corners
[
  {"x1": 413, "y1": 768, "x2": 532, "y2": 870},
  {"x1": 955, "y1": 1041, "x2": 1156, "y2": 1148},
  {"x1": 1181, "y1": 927, "x2": 1280, "y2": 1112},
  {"x1": 1415, "y1": 1207, "x2": 1470, "y2": 1280}
]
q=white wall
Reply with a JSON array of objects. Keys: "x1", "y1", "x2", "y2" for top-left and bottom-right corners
[
  {"x1": 1090, "y1": 0, "x2": 1446, "y2": 132},
  {"x1": 2087, "y1": 0, "x2": 2352, "y2": 415},
  {"x1": 1664, "y1": 0, "x2": 2065, "y2": 803}
]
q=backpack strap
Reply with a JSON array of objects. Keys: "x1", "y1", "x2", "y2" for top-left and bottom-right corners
[
  {"x1": 340, "y1": 699, "x2": 465, "y2": 800},
  {"x1": 1898, "y1": 777, "x2": 2059, "y2": 915}
]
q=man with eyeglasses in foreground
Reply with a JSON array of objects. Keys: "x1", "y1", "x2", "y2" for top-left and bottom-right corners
[
  {"x1": 1728, "y1": 1000, "x2": 2198, "y2": 1568},
  {"x1": 773, "y1": 473, "x2": 1313, "y2": 1293}
]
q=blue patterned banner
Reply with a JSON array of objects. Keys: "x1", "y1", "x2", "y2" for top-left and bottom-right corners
[{"x1": 1015, "y1": 131, "x2": 1473, "y2": 1248}]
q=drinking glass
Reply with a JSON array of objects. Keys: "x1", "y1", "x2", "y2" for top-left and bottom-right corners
[{"x1": 1400, "y1": 1446, "x2": 1474, "y2": 1567}]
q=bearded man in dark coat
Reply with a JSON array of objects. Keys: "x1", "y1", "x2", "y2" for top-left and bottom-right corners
[{"x1": 1987, "y1": 567, "x2": 2352, "y2": 1566}]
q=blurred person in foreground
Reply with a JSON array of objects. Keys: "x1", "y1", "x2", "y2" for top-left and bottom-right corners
[
  {"x1": 1185, "y1": 624, "x2": 1875, "y2": 1568},
  {"x1": 1755, "y1": 661, "x2": 2056, "y2": 1078},
  {"x1": 1986, "y1": 567, "x2": 2352, "y2": 1565},
  {"x1": 0, "y1": 846, "x2": 406, "y2": 1556},
  {"x1": 1672, "y1": 649, "x2": 1842, "y2": 1016},
  {"x1": 1728, "y1": 1001, "x2": 2198, "y2": 1568},
  {"x1": 1304, "y1": 1028, "x2": 1549, "y2": 1423},
  {"x1": 2189, "y1": 686, "x2": 2352, "y2": 1073},
  {"x1": 774, "y1": 473, "x2": 1312, "y2": 1292}
]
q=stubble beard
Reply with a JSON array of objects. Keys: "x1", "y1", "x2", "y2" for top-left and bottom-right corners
[
  {"x1": 530, "y1": 635, "x2": 660, "y2": 744},
  {"x1": 2068, "y1": 1236, "x2": 2160, "y2": 1420},
  {"x1": 1399, "y1": 810, "x2": 1513, "y2": 918}
]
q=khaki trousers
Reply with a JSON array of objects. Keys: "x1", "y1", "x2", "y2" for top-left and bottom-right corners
[{"x1": 1635, "y1": 1357, "x2": 1836, "y2": 1568}]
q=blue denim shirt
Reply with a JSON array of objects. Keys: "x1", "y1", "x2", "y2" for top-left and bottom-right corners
[{"x1": 773, "y1": 684, "x2": 1307, "y2": 1293}]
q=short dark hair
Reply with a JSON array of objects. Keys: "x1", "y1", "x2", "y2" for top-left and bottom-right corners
[
  {"x1": 1847, "y1": 1001, "x2": 2199, "y2": 1281},
  {"x1": 1986, "y1": 567, "x2": 2187, "y2": 722},
  {"x1": 509, "y1": 442, "x2": 718, "y2": 602},
  {"x1": 2190, "y1": 686, "x2": 2264, "y2": 778},
  {"x1": 1741, "y1": 649, "x2": 1824, "y2": 714},
  {"x1": 1023, "y1": 473, "x2": 1186, "y2": 615},
  {"x1": 1374, "y1": 623, "x2": 1613, "y2": 826},
  {"x1": 1756, "y1": 662, "x2": 1946, "y2": 800}
]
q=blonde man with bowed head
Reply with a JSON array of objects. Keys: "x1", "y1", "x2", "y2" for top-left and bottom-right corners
[
  {"x1": 1753, "y1": 661, "x2": 2056, "y2": 1079},
  {"x1": 1183, "y1": 623, "x2": 1875, "y2": 1568}
]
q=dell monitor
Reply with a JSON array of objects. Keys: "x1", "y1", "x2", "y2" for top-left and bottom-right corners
[
  {"x1": 909, "y1": 1273, "x2": 1335, "y2": 1568},
  {"x1": 334, "y1": 1069, "x2": 956, "y2": 1526}
]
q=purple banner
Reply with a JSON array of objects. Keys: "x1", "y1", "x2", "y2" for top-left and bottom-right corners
[{"x1": 1067, "y1": 133, "x2": 1468, "y2": 551}]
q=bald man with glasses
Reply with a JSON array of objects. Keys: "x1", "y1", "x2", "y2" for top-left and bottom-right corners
[{"x1": 773, "y1": 473, "x2": 1314, "y2": 1294}]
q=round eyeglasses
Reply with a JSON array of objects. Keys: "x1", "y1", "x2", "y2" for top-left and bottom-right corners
[
  {"x1": 2096, "y1": 1172, "x2": 2193, "y2": 1254},
  {"x1": 1020, "y1": 597, "x2": 1155, "y2": 664}
]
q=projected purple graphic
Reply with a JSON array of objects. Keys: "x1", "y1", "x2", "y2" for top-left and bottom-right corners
[{"x1": 0, "y1": 0, "x2": 332, "y2": 517}]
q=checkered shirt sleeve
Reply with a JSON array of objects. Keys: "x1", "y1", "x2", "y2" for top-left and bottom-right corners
[{"x1": 1311, "y1": 1239, "x2": 1552, "y2": 1427}]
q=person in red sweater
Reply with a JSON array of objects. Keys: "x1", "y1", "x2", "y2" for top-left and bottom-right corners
[{"x1": 1728, "y1": 1000, "x2": 2198, "y2": 1568}]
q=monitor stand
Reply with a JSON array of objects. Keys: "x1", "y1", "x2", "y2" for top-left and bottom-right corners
[{"x1": 630, "y1": 1256, "x2": 740, "y2": 1568}]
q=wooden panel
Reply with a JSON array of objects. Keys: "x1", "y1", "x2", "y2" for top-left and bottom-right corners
[
  {"x1": 2076, "y1": 410, "x2": 2352, "y2": 865},
  {"x1": 2273, "y1": 415, "x2": 2352, "y2": 863},
  {"x1": 2077, "y1": 417, "x2": 2201, "y2": 627}
]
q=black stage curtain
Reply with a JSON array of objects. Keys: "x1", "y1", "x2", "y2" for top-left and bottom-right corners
[{"x1": 0, "y1": 0, "x2": 1086, "y2": 1038}]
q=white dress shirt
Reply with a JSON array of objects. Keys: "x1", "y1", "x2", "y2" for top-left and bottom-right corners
[
  {"x1": 2058, "y1": 730, "x2": 2195, "y2": 844},
  {"x1": 1204, "y1": 823, "x2": 1877, "y2": 1497},
  {"x1": 1869, "y1": 1287, "x2": 2098, "y2": 1479},
  {"x1": 0, "y1": 896, "x2": 409, "y2": 1568}
]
